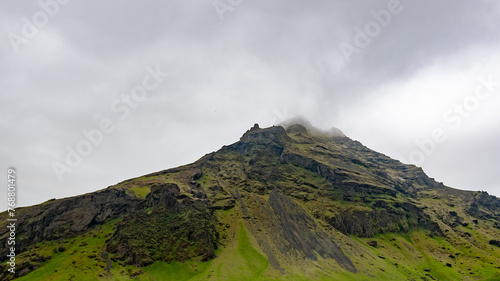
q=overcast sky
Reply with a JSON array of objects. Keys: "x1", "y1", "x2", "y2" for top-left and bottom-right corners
[{"x1": 1, "y1": 0, "x2": 500, "y2": 208}]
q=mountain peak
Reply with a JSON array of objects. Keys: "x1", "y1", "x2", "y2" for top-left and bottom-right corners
[
  {"x1": 240, "y1": 124, "x2": 288, "y2": 144},
  {"x1": 1, "y1": 121, "x2": 499, "y2": 280}
]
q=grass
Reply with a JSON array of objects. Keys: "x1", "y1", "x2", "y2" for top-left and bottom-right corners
[
  {"x1": 350, "y1": 230, "x2": 500, "y2": 281},
  {"x1": 133, "y1": 221, "x2": 270, "y2": 281},
  {"x1": 12, "y1": 192, "x2": 499, "y2": 281},
  {"x1": 15, "y1": 216, "x2": 272, "y2": 281},
  {"x1": 17, "y1": 220, "x2": 118, "y2": 281},
  {"x1": 191, "y1": 222, "x2": 270, "y2": 281},
  {"x1": 234, "y1": 222, "x2": 270, "y2": 277},
  {"x1": 128, "y1": 185, "x2": 151, "y2": 199},
  {"x1": 482, "y1": 273, "x2": 500, "y2": 281},
  {"x1": 136, "y1": 261, "x2": 211, "y2": 281}
]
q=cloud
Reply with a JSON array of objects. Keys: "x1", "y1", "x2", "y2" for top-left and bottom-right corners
[{"x1": 1, "y1": 0, "x2": 500, "y2": 208}]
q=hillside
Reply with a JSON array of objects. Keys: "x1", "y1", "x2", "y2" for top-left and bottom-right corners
[{"x1": 1, "y1": 123, "x2": 499, "y2": 280}]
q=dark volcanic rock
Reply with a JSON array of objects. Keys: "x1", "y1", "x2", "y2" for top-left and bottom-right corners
[
  {"x1": 268, "y1": 189, "x2": 357, "y2": 272},
  {"x1": 329, "y1": 201, "x2": 442, "y2": 237},
  {"x1": 489, "y1": 240, "x2": 500, "y2": 247}
]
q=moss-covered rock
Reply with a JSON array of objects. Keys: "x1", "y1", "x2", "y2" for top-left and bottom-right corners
[{"x1": 105, "y1": 183, "x2": 219, "y2": 266}]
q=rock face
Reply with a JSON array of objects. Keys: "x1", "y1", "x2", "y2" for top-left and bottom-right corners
[
  {"x1": 240, "y1": 125, "x2": 289, "y2": 145},
  {"x1": 267, "y1": 189, "x2": 356, "y2": 272},
  {"x1": 328, "y1": 201, "x2": 442, "y2": 237},
  {"x1": 1, "y1": 123, "x2": 499, "y2": 280},
  {"x1": 0, "y1": 188, "x2": 139, "y2": 259}
]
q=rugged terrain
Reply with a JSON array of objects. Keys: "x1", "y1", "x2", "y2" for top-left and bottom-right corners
[{"x1": 1, "y1": 123, "x2": 500, "y2": 280}]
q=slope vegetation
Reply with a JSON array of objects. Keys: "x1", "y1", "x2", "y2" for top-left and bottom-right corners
[{"x1": 1, "y1": 123, "x2": 499, "y2": 280}]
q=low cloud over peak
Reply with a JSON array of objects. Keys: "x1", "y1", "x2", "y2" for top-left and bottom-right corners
[{"x1": 1, "y1": 0, "x2": 499, "y2": 208}]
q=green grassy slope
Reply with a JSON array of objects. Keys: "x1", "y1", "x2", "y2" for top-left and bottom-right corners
[{"x1": 12, "y1": 211, "x2": 500, "y2": 281}]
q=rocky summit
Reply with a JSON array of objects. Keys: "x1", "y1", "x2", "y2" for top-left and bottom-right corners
[{"x1": 1, "y1": 123, "x2": 500, "y2": 280}]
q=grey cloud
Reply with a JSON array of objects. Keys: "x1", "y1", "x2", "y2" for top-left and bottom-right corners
[{"x1": 1, "y1": 0, "x2": 499, "y2": 208}]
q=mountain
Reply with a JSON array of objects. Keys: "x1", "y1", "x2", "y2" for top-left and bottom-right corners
[{"x1": 1, "y1": 123, "x2": 500, "y2": 281}]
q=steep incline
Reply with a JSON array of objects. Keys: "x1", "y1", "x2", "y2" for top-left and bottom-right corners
[{"x1": 1, "y1": 123, "x2": 499, "y2": 280}]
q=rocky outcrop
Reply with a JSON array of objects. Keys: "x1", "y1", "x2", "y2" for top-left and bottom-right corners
[
  {"x1": 328, "y1": 201, "x2": 442, "y2": 237},
  {"x1": 106, "y1": 183, "x2": 219, "y2": 266},
  {"x1": 467, "y1": 191, "x2": 500, "y2": 221},
  {"x1": 240, "y1": 125, "x2": 289, "y2": 145},
  {"x1": 0, "y1": 188, "x2": 139, "y2": 262},
  {"x1": 280, "y1": 152, "x2": 340, "y2": 184}
]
